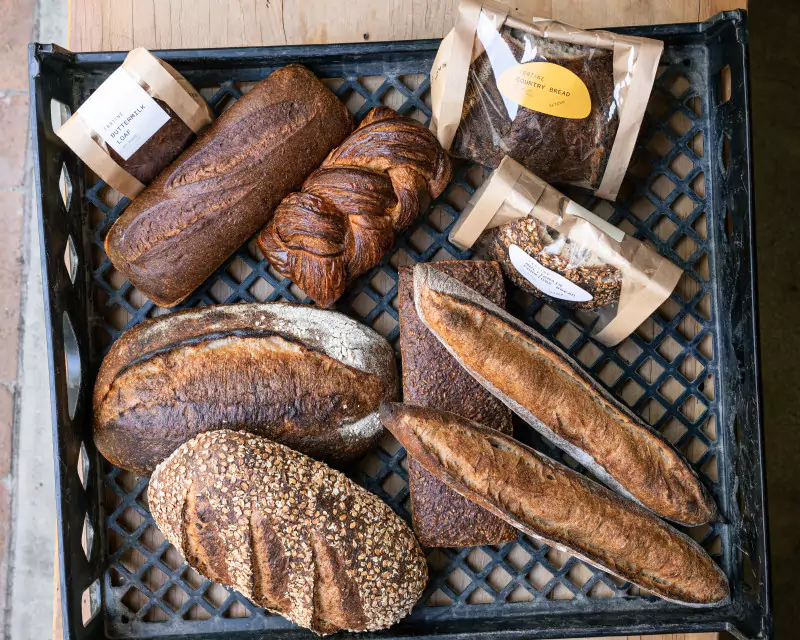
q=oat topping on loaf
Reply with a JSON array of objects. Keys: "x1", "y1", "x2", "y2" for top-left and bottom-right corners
[{"x1": 149, "y1": 430, "x2": 427, "y2": 635}]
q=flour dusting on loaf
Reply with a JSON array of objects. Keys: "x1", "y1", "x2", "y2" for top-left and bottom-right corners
[
  {"x1": 149, "y1": 430, "x2": 427, "y2": 635},
  {"x1": 93, "y1": 303, "x2": 397, "y2": 475}
]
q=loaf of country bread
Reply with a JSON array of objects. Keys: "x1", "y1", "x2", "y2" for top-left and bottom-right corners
[
  {"x1": 411, "y1": 263, "x2": 717, "y2": 526},
  {"x1": 93, "y1": 303, "x2": 397, "y2": 475},
  {"x1": 398, "y1": 261, "x2": 516, "y2": 547},
  {"x1": 380, "y1": 403, "x2": 729, "y2": 606},
  {"x1": 149, "y1": 429, "x2": 427, "y2": 635},
  {"x1": 105, "y1": 65, "x2": 352, "y2": 307}
]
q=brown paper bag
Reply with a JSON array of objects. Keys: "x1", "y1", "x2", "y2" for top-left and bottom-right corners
[
  {"x1": 57, "y1": 48, "x2": 214, "y2": 199},
  {"x1": 431, "y1": 0, "x2": 663, "y2": 200},
  {"x1": 450, "y1": 156, "x2": 682, "y2": 346}
]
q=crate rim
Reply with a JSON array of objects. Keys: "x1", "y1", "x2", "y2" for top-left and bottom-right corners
[{"x1": 28, "y1": 8, "x2": 770, "y2": 640}]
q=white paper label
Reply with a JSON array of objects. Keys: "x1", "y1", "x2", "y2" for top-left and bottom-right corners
[
  {"x1": 508, "y1": 244, "x2": 593, "y2": 302},
  {"x1": 78, "y1": 68, "x2": 170, "y2": 160}
]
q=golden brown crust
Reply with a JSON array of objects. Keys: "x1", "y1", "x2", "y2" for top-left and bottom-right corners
[
  {"x1": 93, "y1": 303, "x2": 397, "y2": 475},
  {"x1": 257, "y1": 106, "x2": 452, "y2": 307},
  {"x1": 105, "y1": 65, "x2": 352, "y2": 308},
  {"x1": 398, "y1": 261, "x2": 516, "y2": 547},
  {"x1": 380, "y1": 403, "x2": 729, "y2": 606},
  {"x1": 412, "y1": 264, "x2": 717, "y2": 526},
  {"x1": 149, "y1": 430, "x2": 427, "y2": 635}
]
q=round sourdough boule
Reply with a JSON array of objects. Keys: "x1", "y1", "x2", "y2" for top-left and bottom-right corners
[
  {"x1": 149, "y1": 430, "x2": 427, "y2": 635},
  {"x1": 93, "y1": 302, "x2": 398, "y2": 475}
]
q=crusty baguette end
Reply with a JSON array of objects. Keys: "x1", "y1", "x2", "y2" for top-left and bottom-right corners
[{"x1": 380, "y1": 402, "x2": 729, "y2": 607}]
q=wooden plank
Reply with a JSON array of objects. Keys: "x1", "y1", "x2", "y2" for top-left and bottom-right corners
[
  {"x1": 68, "y1": 0, "x2": 749, "y2": 52},
  {"x1": 700, "y1": 0, "x2": 744, "y2": 20}
]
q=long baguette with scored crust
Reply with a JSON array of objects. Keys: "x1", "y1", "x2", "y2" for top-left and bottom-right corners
[
  {"x1": 93, "y1": 303, "x2": 397, "y2": 475},
  {"x1": 149, "y1": 430, "x2": 427, "y2": 635},
  {"x1": 380, "y1": 403, "x2": 729, "y2": 606},
  {"x1": 412, "y1": 263, "x2": 717, "y2": 526}
]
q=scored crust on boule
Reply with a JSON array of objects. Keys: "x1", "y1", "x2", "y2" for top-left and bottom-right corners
[
  {"x1": 93, "y1": 303, "x2": 398, "y2": 475},
  {"x1": 149, "y1": 429, "x2": 427, "y2": 635}
]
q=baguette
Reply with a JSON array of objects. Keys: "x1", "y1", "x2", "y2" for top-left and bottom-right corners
[
  {"x1": 412, "y1": 263, "x2": 716, "y2": 526},
  {"x1": 380, "y1": 403, "x2": 729, "y2": 606},
  {"x1": 399, "y1": 261, "x2": 516, "y2": 547},
  {"x1": 105, "y1": 65, "x2": 352, "y2": 307},
  {"x1": 93, "y1": 303, "x2": 397, "y2": 475},
  {"x1": 149, "y1": 430, "x2": 427, "y2": 635}
]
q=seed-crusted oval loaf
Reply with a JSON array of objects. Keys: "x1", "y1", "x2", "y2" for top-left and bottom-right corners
[
  {"x1": 149, "y1": 430, "x2": 427, "y2": 635},
  {"x1": 93, "y1": 303, "x2": 397, "y2": 475},
  {"x1": 412, "y1": 263, "x2": 717, "y2": 526},
  {"x1": 380, "y1": 403, "x2": 729, "y2": 606}
]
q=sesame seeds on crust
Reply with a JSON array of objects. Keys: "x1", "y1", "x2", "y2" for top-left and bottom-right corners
[{"x1": 149, "y1": 429, "x2": 427, "y2": 635}]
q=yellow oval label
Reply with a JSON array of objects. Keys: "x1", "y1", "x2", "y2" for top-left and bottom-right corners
[{"x1": 497, "y1": 62, "x2": 592, "y2": 119}]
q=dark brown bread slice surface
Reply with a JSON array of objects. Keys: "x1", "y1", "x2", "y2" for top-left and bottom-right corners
[
  {"x1": 149, "y1": 430, "x2": 427, "y2": 635},
  {"x1": 380, "y1": 403, "x2": 729, "y2": 606},
  {"x1": 412, "y1": 264, "x2": 717, "y2": 526},
  {"x1": 399, "y1": 261, "x2": 516, "y2": 547},
  {"x1": 106, "y1": 64, "x2": 352, "y2": 307}
]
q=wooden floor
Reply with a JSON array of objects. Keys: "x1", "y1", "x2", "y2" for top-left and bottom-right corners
[{"x1": 57, "y1": 0, "x2": 746, "y2": 638}]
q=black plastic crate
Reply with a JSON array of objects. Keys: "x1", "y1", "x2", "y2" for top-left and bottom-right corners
[{"x1": 29, "y1": 10, "x2": 769, "y2": 640}]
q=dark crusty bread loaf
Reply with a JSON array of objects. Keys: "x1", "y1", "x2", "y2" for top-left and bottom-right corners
[
  {"x1": 412, "y1": 264, "x2": 717, "y2": 526},
  {"x1": 257, "y1": 106, "x2": 452, "y2": 308},
  {"x1": 149, "y1": 430, "x2": 427, "y2": 635},
  {"x1": 380, "y1": 403, "x2": 729, "y2": 606},
  {"x1": 398, "y1": 261, "x2": 516, "y2": 547},
  {"x1": 105, "y1": 65, "x2": 352, "y2": 308},
  {"x1": 93, "y1": 303, "x2": 396, "y2": 475}
]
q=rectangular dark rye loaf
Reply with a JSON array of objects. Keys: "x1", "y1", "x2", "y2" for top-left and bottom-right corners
[{"x1": 398, "y1": 261, "x2": 516, "y2": 547}]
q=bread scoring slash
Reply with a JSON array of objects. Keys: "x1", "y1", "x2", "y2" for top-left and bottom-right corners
[
  {"x1": 93, "y1": 303, "x2": 397, "y2": 475},
  {"x1": 149, "y1": 430, "x2": 427, "y2": 635}
]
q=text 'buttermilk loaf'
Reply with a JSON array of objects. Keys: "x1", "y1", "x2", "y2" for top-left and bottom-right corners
[
  {"x1": 105, "y1": 65, "x2": 352, "y2": 308},
  {"x1": 412, "y1": 263, "x2": 717, "y2": 526},
  {"x1": 149, "y1": 430, "x2": 428, "y2": 635},
  {"x1": 93, "y1": 303, "x2": 397, "y2": 475},
  {"x1": 381, "y1": 403, "x2": 729, "y2": 607}
]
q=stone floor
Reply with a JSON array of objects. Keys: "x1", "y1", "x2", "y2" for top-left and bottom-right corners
[
  {"x1": 0, "y1": 1, "x2": 67, "y2": 638},
  {"x1": 0, "y1": 2, "x2": 797, "y2": 640}
]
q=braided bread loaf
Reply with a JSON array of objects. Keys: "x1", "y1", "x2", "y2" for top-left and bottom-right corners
[{"x1": 257, "y1": 107, "x2": 452, "y2": 307}]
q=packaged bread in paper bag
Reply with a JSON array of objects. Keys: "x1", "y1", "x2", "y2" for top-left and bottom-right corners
[
  {"x1": 431, "y1": 0, "x2": 663, "y2": 200},
  {"x1": 57, "y1": 48, "x2": 214, "y2": 199},
  {"x1": 450, "y1": 156, "x2": 682, "y2": 346}
]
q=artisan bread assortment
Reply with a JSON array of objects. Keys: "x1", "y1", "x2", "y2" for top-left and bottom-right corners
[
  {"x1": 70, "y1": 17, "x2": 732, "y2": 636},
  {"x1": 398, "y1": 261, "x2": 516, "y2": 547},
  {"x1": 105, "y1": 64, "x2": 352, "y2": 307},
  {"x1": 256, "y1": 106, "x2": 452, "y2": 307},
  {"x1": 379, "y1": 403, "x2": 729, "y2": 606},
  {"x1": 149, "y1": 430, "x2": 427, "y2": 635},
  {"x1": 93, "y1": 303, "x2": 397, "y2": 475},
  {"x1": 412, "y1": 263, "x2": 716, "y2": 526}
]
